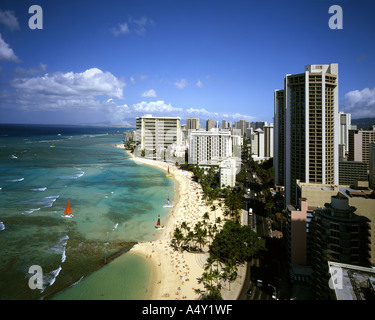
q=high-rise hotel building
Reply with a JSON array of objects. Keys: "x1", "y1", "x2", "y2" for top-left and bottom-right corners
[
  {"x1": 136, "y1": 114, "x2": 181, "y2": 152},
  {"x1": 274, "y1": 63, "x2": 339, "y2": 206},
  {"x1": 188, "y1": 129, "x2": 232, "y2": 165},
  {"x1": 186, "y1": 118, "x2": 200, "y2": 130}
]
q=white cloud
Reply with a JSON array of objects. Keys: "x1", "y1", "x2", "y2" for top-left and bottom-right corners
[
  {"x1": 12, "y1": 67, "x2": 125, "y2": 99},
  {"x1": 111, "y1": 23, "x2": 130, "y2": 36},
  {"x1": 174, "y1": 78, "x2": 187, "y2": 89},
  {"x1": 111, "y1": 16, "x2": 154, "y2": 36},
  {"x1": 224, "y1": 112, "x2": 256, "y2": 121},
  {"x1": 128, "y1": 74, "x2": 147, "y2": 85},
  {"x1": 186, "y1": 108, "x2": 255, "y2": 122},
  {"x1": 186, "y1": 107, "x2": 217, "y2": 117},
  {"x1": 196, "y1": 79, "x2": 204, "y2": 88},
  {"x1": 129, "y1": 16, "x2": 154, "y2": 35},
  {"x1": 341, "y1": 86, "x2": 375, "y2": 118},
  {"x1": 141, "y1": 89, "x2": 157, "y2": 98},
  {"x1": 0, "y1": 9, "x2": 19, "y2": 31},
  {"x1": 133, "y1": 100, "x2": 183, "y2": 113},
  {"x1": 107, "y1": 104, "x2": 132, "y2": 125},
  {"x1": 0, "y1": 33, "x2": 20, "y2": 62},
  {"x1": 3, "y1": 65, "x2": 256, "y2": 125}
]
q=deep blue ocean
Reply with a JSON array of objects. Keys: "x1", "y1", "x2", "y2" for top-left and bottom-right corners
[{"x1": 0, "y1": 124, "x2": 174, "y2": 299}]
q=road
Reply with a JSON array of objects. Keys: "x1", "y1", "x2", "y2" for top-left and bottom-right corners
[
  {"x1": 238, "y1": 166, "x2": 274, "y2": 300},
  {"x1": 238, "y1": 257, "x2": 271, "y2": 300},
  {"x1": 237, "y1": 157, "x2": 292, "y2": 300}
]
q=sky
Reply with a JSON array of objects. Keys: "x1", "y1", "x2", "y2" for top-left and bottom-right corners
[{"x1": 0, "y1": 0, "x2": 375, "y2": 126}]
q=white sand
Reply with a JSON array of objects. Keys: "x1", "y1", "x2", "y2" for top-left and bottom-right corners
[{"x1": 116, "y1": 145, "x2": 245, "y2": 300}]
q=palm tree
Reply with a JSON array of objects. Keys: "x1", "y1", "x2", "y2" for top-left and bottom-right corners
[
  {"x1": 202, "y1": 271, "x2": 213, "y2": 287},
  {"x1": 207, "y1": 224, "x2": 214, "y2": 245},
  {"x1": 210, "y1": 204, "x2": 217, "y2": 221},
  {"x1": 203, "y1": 212, "x2": 210, "y2": 223},
  {"x1": 211, "y1": 268, "x2": 222, "y2": 288},
  {"x1": 172, "y1": 227, "x2": 184, "y2": 250},
  {"x1": 196, "y1": 231, "x2": 207, "y2": 251},
  {"x1": 198, "y1": 271, "x2": 214, "y2": 296},
  {"x1": 215, "y1": 217, "x2": 222, "y2": 226},
  {"x1": 186, "y1": 230, "x2": 196, "y2": 251},
  {"x1": 194, "y1": 222, "x2": 207, "y2": 251},
  {"x1": 223, "y1": 209, "x2": 230, "y2": 221},
  {"x1": 204, "y1": 256, "x2": 215, "y2": 274},
  {"x1": 181, "y1": 221, "x2": 190, "y2": 236},
  {"x1": 223, "y1": 259, "x2": 238, "y2": 291}
]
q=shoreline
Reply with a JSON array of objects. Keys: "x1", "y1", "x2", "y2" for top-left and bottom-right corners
[
  {"x1": 115, "y1": 144, "x2": 246, "y2": 300},
  {"x1": 121, "y1": 147, "x2": 207, "y2": 299}
]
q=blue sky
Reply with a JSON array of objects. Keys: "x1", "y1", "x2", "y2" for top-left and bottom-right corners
[{"x1": 0, "y1": 0, "x2": 375, "y2": 125}]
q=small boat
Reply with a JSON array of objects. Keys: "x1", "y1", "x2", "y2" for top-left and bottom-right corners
[
  {"x1": 166, "y1": 166, "x2": 173, "y2": 177},
  {"x1": 50, "y1": 141, "x2": 55, "y2": 148},
  {"x1": 163, "y1": 194, "x2": 173, "y2": 208},
  {"x1": 62, "y1": 201, "x2": 74, "y2": 218},
  {"x1": 155, "y1": 214, "x2": 165, "y2": 230}
]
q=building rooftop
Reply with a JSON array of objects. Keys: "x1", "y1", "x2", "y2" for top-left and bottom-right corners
[
  {"x1": 328, "y1": 261, "x2": 375, "y2": 300},
  {"x1": 339, "y1": 187, "x2": 370, "y2": 199},
  {"x1": 138, "y1": 114, "x2": 181, "y2": 119}
]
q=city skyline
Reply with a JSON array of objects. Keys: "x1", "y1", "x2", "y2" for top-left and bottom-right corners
[{"x1": 1, "y1": 0, "x2": 375, "y2": 125}]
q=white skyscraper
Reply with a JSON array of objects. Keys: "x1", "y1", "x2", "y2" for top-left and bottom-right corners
[
  {"x1": 339, "y1": 111, "x2": 351, "y2": 156},
  {"x1": 188, "y1": 129, "x2": 232, "y2": 165},
  {"x1": 136, "y1": 114, "x2": 181, "y2": 153}
]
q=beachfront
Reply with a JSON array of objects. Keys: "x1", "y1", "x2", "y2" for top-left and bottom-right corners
[{"x1": 115, "y1": 144, "x2": 247, "y2": 300}]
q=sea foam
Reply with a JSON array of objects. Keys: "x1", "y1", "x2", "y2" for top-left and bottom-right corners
[
  {"x1": 49, "y1": 234, "x2": 69, "y2": 263},
  {"x1": 31, "y1": 187, "x2": 47, "y2": 191},
  {"x1": 23, "y1": 208, "x2": 41, "y2": 214},
  {"x1": 22, "y1": 195, "x2": 59, "y2": 214},
  {"x1": 7, "y1": 178, "x2": 24, "y2": 182},
  {"x1": 59, "y1": 168, "x2": 85, "y2": 180}
]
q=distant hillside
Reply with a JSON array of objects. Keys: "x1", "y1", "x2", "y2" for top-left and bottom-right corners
[{"x1": 351, "y1": 117, "x2": 375, "y2": 130}]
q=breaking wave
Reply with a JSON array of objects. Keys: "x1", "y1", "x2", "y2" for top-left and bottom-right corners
[
  {"x1": 23, "y1": 208, "x2": 41, "y2": 214},
  {"x1": 7, "y1": 178, "x2": 24, "y2": 182},
  {"x1": 59, "y1": 168, "x2": 85, "y2": 180},
  {"x1": 31, "y1": 187, "x2": 47, "y2": 191}
]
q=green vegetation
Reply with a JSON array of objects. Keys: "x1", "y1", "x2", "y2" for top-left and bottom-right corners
[
  {"x1": 171, "y1": 163, "x2": 266, "y2": 299},
  {"x1": 123, "y1": 140, "x2": 136, "y2": 153},
  {"x1": 172, "y1": 149, "x2": 271, "y2": 299},
  {"x1": 210, "y1": 220, "x2": 265, "y2": 265},
  {"x1": 193, "y1": 220, "x2": 265, "y2": 300}
]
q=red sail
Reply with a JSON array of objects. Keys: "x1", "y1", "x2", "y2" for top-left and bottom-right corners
[{"x1": 64, "y1": 201, "x2": 72, "y2": 214}]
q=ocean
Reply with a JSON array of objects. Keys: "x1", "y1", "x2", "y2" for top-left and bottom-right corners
[{"x1": 0, "y1": 124, "x2": 174, "y2": 299}]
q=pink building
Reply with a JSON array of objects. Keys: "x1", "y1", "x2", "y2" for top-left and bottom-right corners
[{"x1": 288, "y1": 199, "x2": 308, "y2": 265}]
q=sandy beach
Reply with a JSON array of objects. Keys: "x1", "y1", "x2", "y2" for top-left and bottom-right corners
[{"x1": 114, "y1": 144, "x2": 246, "y2": 300}]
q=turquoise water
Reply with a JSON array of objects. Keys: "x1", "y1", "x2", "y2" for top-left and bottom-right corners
[
  {"x1": 51, "y1": 252, "x2": 154, "y2": 300},
  {"x1": 0, "y1": 124, "x2": 174, "y2": 299}
]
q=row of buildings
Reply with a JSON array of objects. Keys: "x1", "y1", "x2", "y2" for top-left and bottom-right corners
[
  {"x1": 127, "y1": 62, "x2": 375, "y2": 299},
  {"x1": 273, "y1": 63, "x2": 375, "y2": 299},
  {"x1": 130, "y1": 114, "x2": 273, "y2": 188},
  {"x1": 130, "y1": 114, "x2": 239, "y2": 188}
]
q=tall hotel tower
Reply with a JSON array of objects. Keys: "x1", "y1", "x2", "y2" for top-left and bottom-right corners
[{"x1": 274, "y1": 63, "x2": 339, "y2": 206}]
